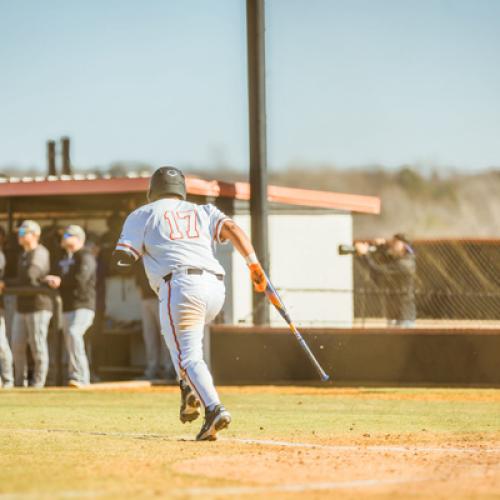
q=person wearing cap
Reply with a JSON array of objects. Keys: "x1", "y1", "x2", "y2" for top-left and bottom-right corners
[
  {"x1": 0, "y1": 226, "x2": 14, "y2": 388},
  {"x1": 355, "y1": 233, "x2": 416, "y2": 328},
  {"x1": 6, "y1": 220, "x2": 53, "y2": 387},
  {"x1": 45, "y1": 225, "x2": 96, "y2": 388}
]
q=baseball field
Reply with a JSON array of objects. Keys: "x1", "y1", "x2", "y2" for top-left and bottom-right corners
[{"x1": 1, "y1": 385, "x2": 499, "y2": 499}]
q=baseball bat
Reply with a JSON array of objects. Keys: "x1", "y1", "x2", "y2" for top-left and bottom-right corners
[{"x1": 263, "y1": 274, "x2": 330, "y2": 382}]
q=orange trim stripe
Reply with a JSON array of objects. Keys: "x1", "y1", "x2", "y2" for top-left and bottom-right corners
[
  {"x1": 167, "y1": 281, "x2": 206, "y2": 407},
  {"x1": 213, "y1": 217, "x2": 230, "y2": 242},
  {"x1": 0, "y1": 175, "x2": 381, "y2": 213},
  {"x1": 167, "y1": 282, "x2": 183, "y2": 371},
  {"x1": 116, "y1": 242, "x2": 141, "y2": 259}
]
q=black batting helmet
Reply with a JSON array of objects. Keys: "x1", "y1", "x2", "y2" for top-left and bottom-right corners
[{"x1": 147, "y1": 166, "x2": 187, "y2": 202}]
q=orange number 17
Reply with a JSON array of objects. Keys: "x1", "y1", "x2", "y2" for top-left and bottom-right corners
[{"x1": 164, "y1": 210, "x2": 199, "y2": 240}]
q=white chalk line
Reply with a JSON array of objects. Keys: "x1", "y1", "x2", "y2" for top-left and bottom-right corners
[
  {"x1": 172, "y1": 477, "x2": 425, "y2": 496},
  {"x1": 2, "y1": 428, "x2": 500, "y2": 454},
  {"x1": 228, "y1": 437, "x2": 500, "y2": 454},
  {"x1": 0, "y1": 479, "x2": 425, "y2": 499}
]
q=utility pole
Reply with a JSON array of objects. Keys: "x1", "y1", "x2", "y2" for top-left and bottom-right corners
[{"x1": 246, "y1": 0, "x2": 270, "y2": 325}]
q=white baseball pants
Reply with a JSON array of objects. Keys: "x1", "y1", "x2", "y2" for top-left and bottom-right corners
[{"x1": 159, "y1": 271, "x2": 225, "y2": 409}]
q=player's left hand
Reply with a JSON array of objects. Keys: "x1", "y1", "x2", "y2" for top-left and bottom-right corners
[{"x1": 248, "y1": 262, "x2": 267, "y2": 293}]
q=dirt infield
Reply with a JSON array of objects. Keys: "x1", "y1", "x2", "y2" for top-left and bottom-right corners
[
  {"x1": 174, "y1": 438, "x2": 500, "y2": 497},
  {"x1": 1, "y1": 386, "x2": 499, "y2": 498}
]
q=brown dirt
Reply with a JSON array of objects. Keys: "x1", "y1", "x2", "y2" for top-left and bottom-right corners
[{"x1": 173, "y1": 437, "x2": 500, "y2": 498}]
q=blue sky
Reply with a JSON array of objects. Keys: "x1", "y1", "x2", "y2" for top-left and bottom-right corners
[{"x1": 1, "y1": 0, "x2": 499, "y2": 173}]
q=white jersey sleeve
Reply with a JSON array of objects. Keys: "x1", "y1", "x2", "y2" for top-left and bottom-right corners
[
  {"x1": 116, "y1": 207, "x2": 150, "y2": 261},
  {"x1": 205, "y1": 204, "x2": 231, "y2": 245}
]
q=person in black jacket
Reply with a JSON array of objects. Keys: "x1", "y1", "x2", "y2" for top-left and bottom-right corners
[
  {"x1": 45, "y1": 225, "x2": 96, "y2": 387},
  {"x1": 355, "y1": 234, "x2": 416, "y2": 328},
  {"x1": 2, "y1": 220, "x2": 53, "y2": 387}
]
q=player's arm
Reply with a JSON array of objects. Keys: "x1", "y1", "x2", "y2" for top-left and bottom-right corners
[
  {"x1": 111, "y1": 249, "x2": 136, "y2": 274},
  {"x1": 219, "y1": 220, "x2": 267, "y2": 293},
  {"x1": 111, "y1": 210, "x2": 146, "y2": 275}
]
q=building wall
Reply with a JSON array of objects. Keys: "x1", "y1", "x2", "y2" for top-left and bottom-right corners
[{"x1": 222, "y1": 212, "x2": 353, "y2": 327}]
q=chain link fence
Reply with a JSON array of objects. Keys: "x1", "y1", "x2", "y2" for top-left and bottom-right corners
[{"x1": 354, "y1": 239, "x2": 500, "y2": 327}]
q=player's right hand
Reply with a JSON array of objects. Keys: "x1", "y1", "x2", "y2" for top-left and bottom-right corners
[{"x1": 248, "y1": 262, "x2": 267, "y2": 293}]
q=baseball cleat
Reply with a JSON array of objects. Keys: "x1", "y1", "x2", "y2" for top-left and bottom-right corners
[
  {"x1": 68, "y1": 379, "x2": 85, "y2": 388},
  {"x1": 180, "y1": 379, "x2": 201, "y2": 423},
  {"x1": 196, "y1": 404, "x2": 231, "y2": 441}
]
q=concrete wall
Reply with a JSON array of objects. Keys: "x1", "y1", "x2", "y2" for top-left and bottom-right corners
[
  {"x1": 222, "y1": 212, "x2": 353, "y2": 327},
  {"x1": 210, "y1": 326, "x2": 500, "y2": 386}
]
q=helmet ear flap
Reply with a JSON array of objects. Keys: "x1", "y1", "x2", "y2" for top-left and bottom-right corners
[{"x1": 146, "y1": 188, "x2": 155, "y2": 202}]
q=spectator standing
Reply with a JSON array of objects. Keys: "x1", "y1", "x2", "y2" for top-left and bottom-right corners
[
  {"x1": 45, "y1": 225, "x2": 96, "y2": 388},
  {"x1": 0, "y1": 227, "x2": 14, "y2": 388},
  {"x1": 135, "y1": 262, "x2": 175, "y2": 380},
  {"x1": 355, "y1": 234, "x2": 416, "y2": 328},
  {"x1": 9, "y1": 221, "x2": 53, "y2": 387}
]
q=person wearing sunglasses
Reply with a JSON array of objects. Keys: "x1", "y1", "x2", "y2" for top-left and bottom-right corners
[
  {"x1": 45, "y1": 225, "x2": 96, "y2": 387},
  {"x1": 4, "y1": 221, "x2": 53, "y2": 387}
]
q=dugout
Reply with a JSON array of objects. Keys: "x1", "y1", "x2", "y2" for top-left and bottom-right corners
[{"x1": 0, "y1": 172, "x2": 379, "y2": 381}]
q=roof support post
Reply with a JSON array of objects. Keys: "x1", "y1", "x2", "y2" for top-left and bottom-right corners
[
  {"x1": 246, "y1": 0, "x2": 269, "y2": 325},
  {"x1": 6, "y1": 198, "x2": 13, "y2": 234}
]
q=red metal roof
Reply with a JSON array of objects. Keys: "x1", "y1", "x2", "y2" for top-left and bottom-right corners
[{"x1": 0, "y1": 175, "x2": 380, "y2": 214}]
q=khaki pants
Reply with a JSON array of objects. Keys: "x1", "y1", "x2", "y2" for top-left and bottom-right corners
[{"x1": 12, "y1": 310, "x2": 52, "y2": 387}]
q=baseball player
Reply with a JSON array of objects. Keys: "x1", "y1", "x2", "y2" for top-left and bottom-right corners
[{"x1": 112, "y1": 166, "x2": 266, "y2": 441}]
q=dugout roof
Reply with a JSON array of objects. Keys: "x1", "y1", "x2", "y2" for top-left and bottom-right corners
[{"x1": 0, "y1": 173, "x2": 380, "y2": 220}]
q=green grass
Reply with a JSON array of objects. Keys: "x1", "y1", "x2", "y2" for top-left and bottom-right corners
[{"x1": 0, "y1": 387, "x2": 499, "y2": 498}]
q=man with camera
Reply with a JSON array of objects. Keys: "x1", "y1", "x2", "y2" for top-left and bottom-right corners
[{"x1": 353, "y1": 234, "x2": 416, "y2": 328}]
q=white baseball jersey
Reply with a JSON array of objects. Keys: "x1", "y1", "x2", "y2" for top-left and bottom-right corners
[{"x1": 116, "y1": 199, "x2": 230, "y2": 292}]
